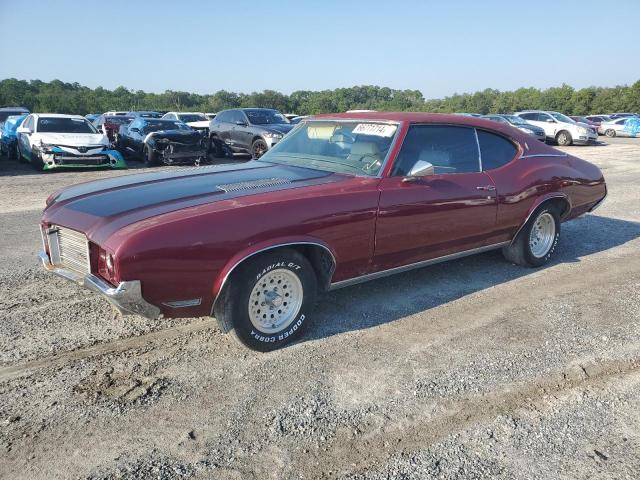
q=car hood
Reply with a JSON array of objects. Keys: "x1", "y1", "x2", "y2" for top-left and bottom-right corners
[
  {"x1": 43, "y1": 161, "x2": 347, "y2": 245},
  {"x1": 34, "y1": 132, "x2": 108, "y2": 146},
  {"x1": 185, "y1": 120, "x2": 209, "y2": 128},
  {"x1": 261, "y1": 124, "x2": 294, "y2": 135},
  {"x1": 144, "y1": 130, "x2": 202, "y2": 143}
]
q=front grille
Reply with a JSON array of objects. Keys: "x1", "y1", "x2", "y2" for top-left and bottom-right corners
[
  {"x1": 54, "y1": 155, "x2": 110, "y2": 165},
  {"x1": 45, "y1": 226, "x2": 90, "y2": 274}
]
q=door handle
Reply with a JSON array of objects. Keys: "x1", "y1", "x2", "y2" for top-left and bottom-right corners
[{"x1": 476, "y1": 185, "x2": 496, "y2": 191}]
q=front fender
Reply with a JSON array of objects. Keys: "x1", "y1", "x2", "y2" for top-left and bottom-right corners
[{"x1": 211, "y1": 236, "x2": 337, "y2": 306}]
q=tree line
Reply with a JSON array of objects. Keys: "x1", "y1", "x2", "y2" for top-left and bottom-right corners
[{"x1": 1, "y1": 78, "x2": 639, "y2": 116}]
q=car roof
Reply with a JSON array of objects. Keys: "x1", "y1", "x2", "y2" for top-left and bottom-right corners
[
  {"x1": 0, "y1": 106, "x2": 29, "y2": 111},
  {"x1": 311, "y1": 111, "x2": 503, "y2": 125},
  {"x1": 33, "y1": 113, "x2": 85, "y2": 119},
  {"x1": 171, "y1": 112, "x2": 205, "y2": 115}
]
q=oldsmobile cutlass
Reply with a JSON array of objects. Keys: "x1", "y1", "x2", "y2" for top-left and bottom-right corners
[{"x1": 39, "y1": 113, "x2": 607, "y2": 351}]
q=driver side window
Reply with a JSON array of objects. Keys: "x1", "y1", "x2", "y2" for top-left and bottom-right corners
[{"x1": 392, "y1": 125, "x2": 480, "y2": 176}]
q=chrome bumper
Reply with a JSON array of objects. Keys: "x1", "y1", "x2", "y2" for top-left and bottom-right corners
[{"x1": 39, "y1": 251, "x2": 161, "y2": 319}]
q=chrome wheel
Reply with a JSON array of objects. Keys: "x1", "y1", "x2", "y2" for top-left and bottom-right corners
[
  {"x1": 529, "y1": 212, "x2": 556, "y2": 258},
  {"x1": 248, "y1": 269, "x2": 303, "y2": 334}
]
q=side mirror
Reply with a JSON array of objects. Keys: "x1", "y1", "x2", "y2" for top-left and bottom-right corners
[
  {"x1": 235, "y1": 121, "x2": 247, "y2": 126},
  {"x1": 403, "y1": 160, "x2": 435, "y2": 182},
  {"x1": 17, "y1": 126, "x2": 32, "y2": 134}
]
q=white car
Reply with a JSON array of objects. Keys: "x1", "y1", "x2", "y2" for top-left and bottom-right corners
[
  {"x1": 514, "y1": 110, "x2": 597, "y2": 146},
  {"x1": 161, "y1": 112, "x2": 210, "y2": 135},
  {"x1": 599, "y1": 117, "x2": 639, "y2": 137},
  {"x1": 104, "y1": 111, "x2": 129, "y2": 116},
  {"x1": 16, "y1": 114, "x2": 126, "y2": 171}
]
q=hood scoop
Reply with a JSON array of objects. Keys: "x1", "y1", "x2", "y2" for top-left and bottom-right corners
[{"x1": 217, "y1": 177, "x2": 292, "y2": 193}]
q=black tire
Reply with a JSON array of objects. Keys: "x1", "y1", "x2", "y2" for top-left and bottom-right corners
[
  {"x1": 31, "y1": 148, "x2": 45, "y2": 171},
  {"x1": 209, "y1": 136, "x2": 226, "y2": 158},
  {"x1": 605, "y1": 129, "x2": 616, "y2": 138},
  {"x1": 555, "y1": 130, "x2": 573, "y2": 146},
  {"x1": 251, "y1": 138, "x2": 268, "y2": 159},
  {"x1": 143, "y1": 145, "x2": 158, "y2": 167},
  {"x1": 16, "y1": 143, "x2": 27, "y2": 163},
  {"x1": 502, "y1": 205, "x2": 560, "y2": 267},
  {"x1": 214, "y1": 248, "x2": 317, "y2": 352}
]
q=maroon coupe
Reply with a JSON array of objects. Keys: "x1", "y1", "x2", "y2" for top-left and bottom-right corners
[{"x1": 39, "y1": 113, "x2": 607, "y2": 351}]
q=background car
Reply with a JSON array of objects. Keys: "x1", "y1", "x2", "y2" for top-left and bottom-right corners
[
  {"x1": 0, "y1": 114, "x2": 27, "y2": 159},
  {"x1": 0, "y1": 106, "x2": 29, "y2": 130},
  {"x1": 16, "y1": 114, "x2": 125, "y2": 170},
  {"x1": 481, "y1": 114, "x2": 546, "y2": 141},
  {"x1": 162, "y1": 112, "x2": 210, "y2": 136},
  {"x1": 125, "y1": 110, "x2": 163, "y2": 119},
  {"x1": 209, "y1": 108, "x2": 294, "y2": 158},
  {"x1": 84, "y1": 113, "x2": 100, "y2": 122},
  {"x1": 289, "y1": 115, "x2": 309, "y2": 125},
  {"x1": 205, "y1": 112, "x2": 217, "y2": 120},
  {"x1": 570, "y1": 116, "x2": 601, "y2": 135},
  {"x1": 104, "y1": 111, "x2": 129, "y2": 116},
  {"x1": 514, "y1": 110, "x2": 597, "y2": 146},
  {"x1": 585, "y1": 115, "x2": 612, "y2": 125},
  {"x1": 607, "y1": 112, "x2": 639, "y2": 119},
  {"x1": 599, "y1": 117, "x2": 639, "y2": 137},
  {"x1": 117, "y1": 117, "x2": 207, "y2": 166},
  {"x1": 92, "y1": 114, "x2": 134, "y2": 143}
]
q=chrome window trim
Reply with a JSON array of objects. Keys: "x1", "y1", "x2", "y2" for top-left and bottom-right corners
[
  {"x1": 211, "y1": 241, "x2": 337, "y2": 310},
  {"x1": 520, "y1": 153, "x2": 568, "y2": 159},
  {"x1": 474, "y1": 128, "x2": 483, "y2": 171},
  {"x1": 329, "y1": 241, "x2": 510, "y2": 291}
]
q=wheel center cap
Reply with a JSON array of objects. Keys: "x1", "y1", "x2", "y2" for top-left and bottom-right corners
[{"x1": 265, "y1": 290, "x2": 283, "y2": 307}]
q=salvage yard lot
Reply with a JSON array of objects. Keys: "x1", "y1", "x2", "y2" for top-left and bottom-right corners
[{"x1": 1, "y1": 138, "x2": 639, "y2": 479}]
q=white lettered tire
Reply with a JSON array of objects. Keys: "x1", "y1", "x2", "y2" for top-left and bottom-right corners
[{"x1": 214, "y1": 248, "x2": 317, "y2": 351}]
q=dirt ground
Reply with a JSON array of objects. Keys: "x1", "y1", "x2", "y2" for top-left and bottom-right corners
[{"x1": 0, "y1": 139, "x2": 639, "y2": 479}]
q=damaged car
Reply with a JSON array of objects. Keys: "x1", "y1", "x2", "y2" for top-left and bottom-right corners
[
  {"x1": 162, "y1": 112, "x2": 210, "y2": 137},
  {"x1": 92, "y1": 114, "x2": 134, "y2": 144},
  {"x1": 16, "y1": 114, "x2": 126, "y2": 171},
  {"x1": 117, "y1": 117, "x2": 207, "y2": 166},
  {"x1": 0, "y1": 114, "x2": 27, "y2": 160}
]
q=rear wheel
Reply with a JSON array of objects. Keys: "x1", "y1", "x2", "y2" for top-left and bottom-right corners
[
  {"x1": 251, "y1": 139, "x2": 268, "y2": 159},
  {"x1": 502, "y1": 205, "x2": 560, "y2": 267},
  {"x1": 214, "y1": 248, "x2": 317, "y2": 351},
  {"x1": 605, "y1": 129, "x2": 616, "y2": 138},
  {"x1": 556, "y1": 130, "x2": 572, "y2": 146}
]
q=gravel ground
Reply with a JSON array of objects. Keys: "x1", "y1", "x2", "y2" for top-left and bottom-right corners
[{"x1": 0, "y1": 138, "x2": 639, "y2": 479}]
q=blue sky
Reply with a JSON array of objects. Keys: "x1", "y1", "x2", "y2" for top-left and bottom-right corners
[{"x1": 1, "y1": 0, "x2": 638, "y2": 98}]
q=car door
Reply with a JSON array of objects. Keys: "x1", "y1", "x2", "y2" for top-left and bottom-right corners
[
  {"x1": 215, "y1": 111, "x2": 234, "y2": 149},
  {"x1": 18, "y1": 115, "x2": 35, "y2": 160},
  {"x1": 230, "y1": 110, "x2": 252, "y2": 151},
  {"x1": 374, "y1": 124, "x2": 498, "y2": 271}
]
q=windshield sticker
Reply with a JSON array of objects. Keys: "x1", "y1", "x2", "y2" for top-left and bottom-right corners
[{"x1": 353, "y1": 123, "x2": 396, "y2": 137}]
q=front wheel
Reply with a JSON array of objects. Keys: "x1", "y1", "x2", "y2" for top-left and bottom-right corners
[
  {"x1": 143, "y1": 145, "x2": 158, "y2": 166},
  {"x1": 214, "y1": 248, "x2": 317, "y2": 351},
  {"x1": 209, "y1": 136, "x2": 226, "y2": 158},
  {"x1": 251, "y1": 139, "x2": 268, "y2": 159},
  {"x1": 605, "y1": 129, "x2": 616, "y2": 138},
  {"x1": 503, "y1": 205, "x2": 560, "y2": 267},
  {"x1": 556, "y1": 131, "x2": 573, "y2": 146}
]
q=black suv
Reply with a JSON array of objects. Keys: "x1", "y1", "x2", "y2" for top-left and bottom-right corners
[{"x1": 209, "y1": 108, "x2": 294, "y2": 158}]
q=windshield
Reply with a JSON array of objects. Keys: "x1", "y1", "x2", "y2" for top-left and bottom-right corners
[
  {"x1": 178, "y1": 114, "x2": 207, "y2": 123},
  {"x1": 105, "y1": 116, "x2": 133, "y2": 125},
  {"x1": 37, "y1": 117, "x2": 97, "y2": 134},
  {"x1": 142, "y1": 121, "x2": 190, "y2": 133},
  {"x1": 259, "y1": 121, "x2": 398, "y2": 177},
  {"x1": 0, "y1": 111, "x2": 27, "y2": 122},
  {"x1": 501, "y1": 115, "x2": 528, "y2": 125},
  {"x1": 245, "y1": 109, "x2": 289, "y2": 125},
  {"x1": 550, "y1": 112, "x2": 575, "y2": 123}
]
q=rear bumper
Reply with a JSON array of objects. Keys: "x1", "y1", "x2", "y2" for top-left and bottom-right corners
[{"x1": 39, "y1": 251, "x2": 161, "y2": 319}]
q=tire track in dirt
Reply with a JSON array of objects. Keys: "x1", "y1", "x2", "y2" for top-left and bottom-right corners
[
  {"x1": 305, "y1": 356, "x2": 640, "y2": 477},
  {"x1": 0, "y1": 317, "x2": 216, "y2": 383}
]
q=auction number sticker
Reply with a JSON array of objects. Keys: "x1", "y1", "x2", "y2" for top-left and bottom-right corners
[{"x1": 353, "y1": 123, "x2": 397, "y2": 137}]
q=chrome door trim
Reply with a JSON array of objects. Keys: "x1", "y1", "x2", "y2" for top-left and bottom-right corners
[
  {"x1": 520, "y1": 153, "x2": 568, "y2": 159},
  {"x1": 329, "y1": 241, "x2": 510, "y2": 290}
]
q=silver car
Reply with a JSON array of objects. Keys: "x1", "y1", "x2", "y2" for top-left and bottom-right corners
[{"x1": 599, "y1": 117, "x2": 639, "y2": 137}]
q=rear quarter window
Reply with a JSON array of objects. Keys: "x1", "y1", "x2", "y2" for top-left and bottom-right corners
[{"x1": 477, "y1": 130, "x2": 518, "y2": 170}]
